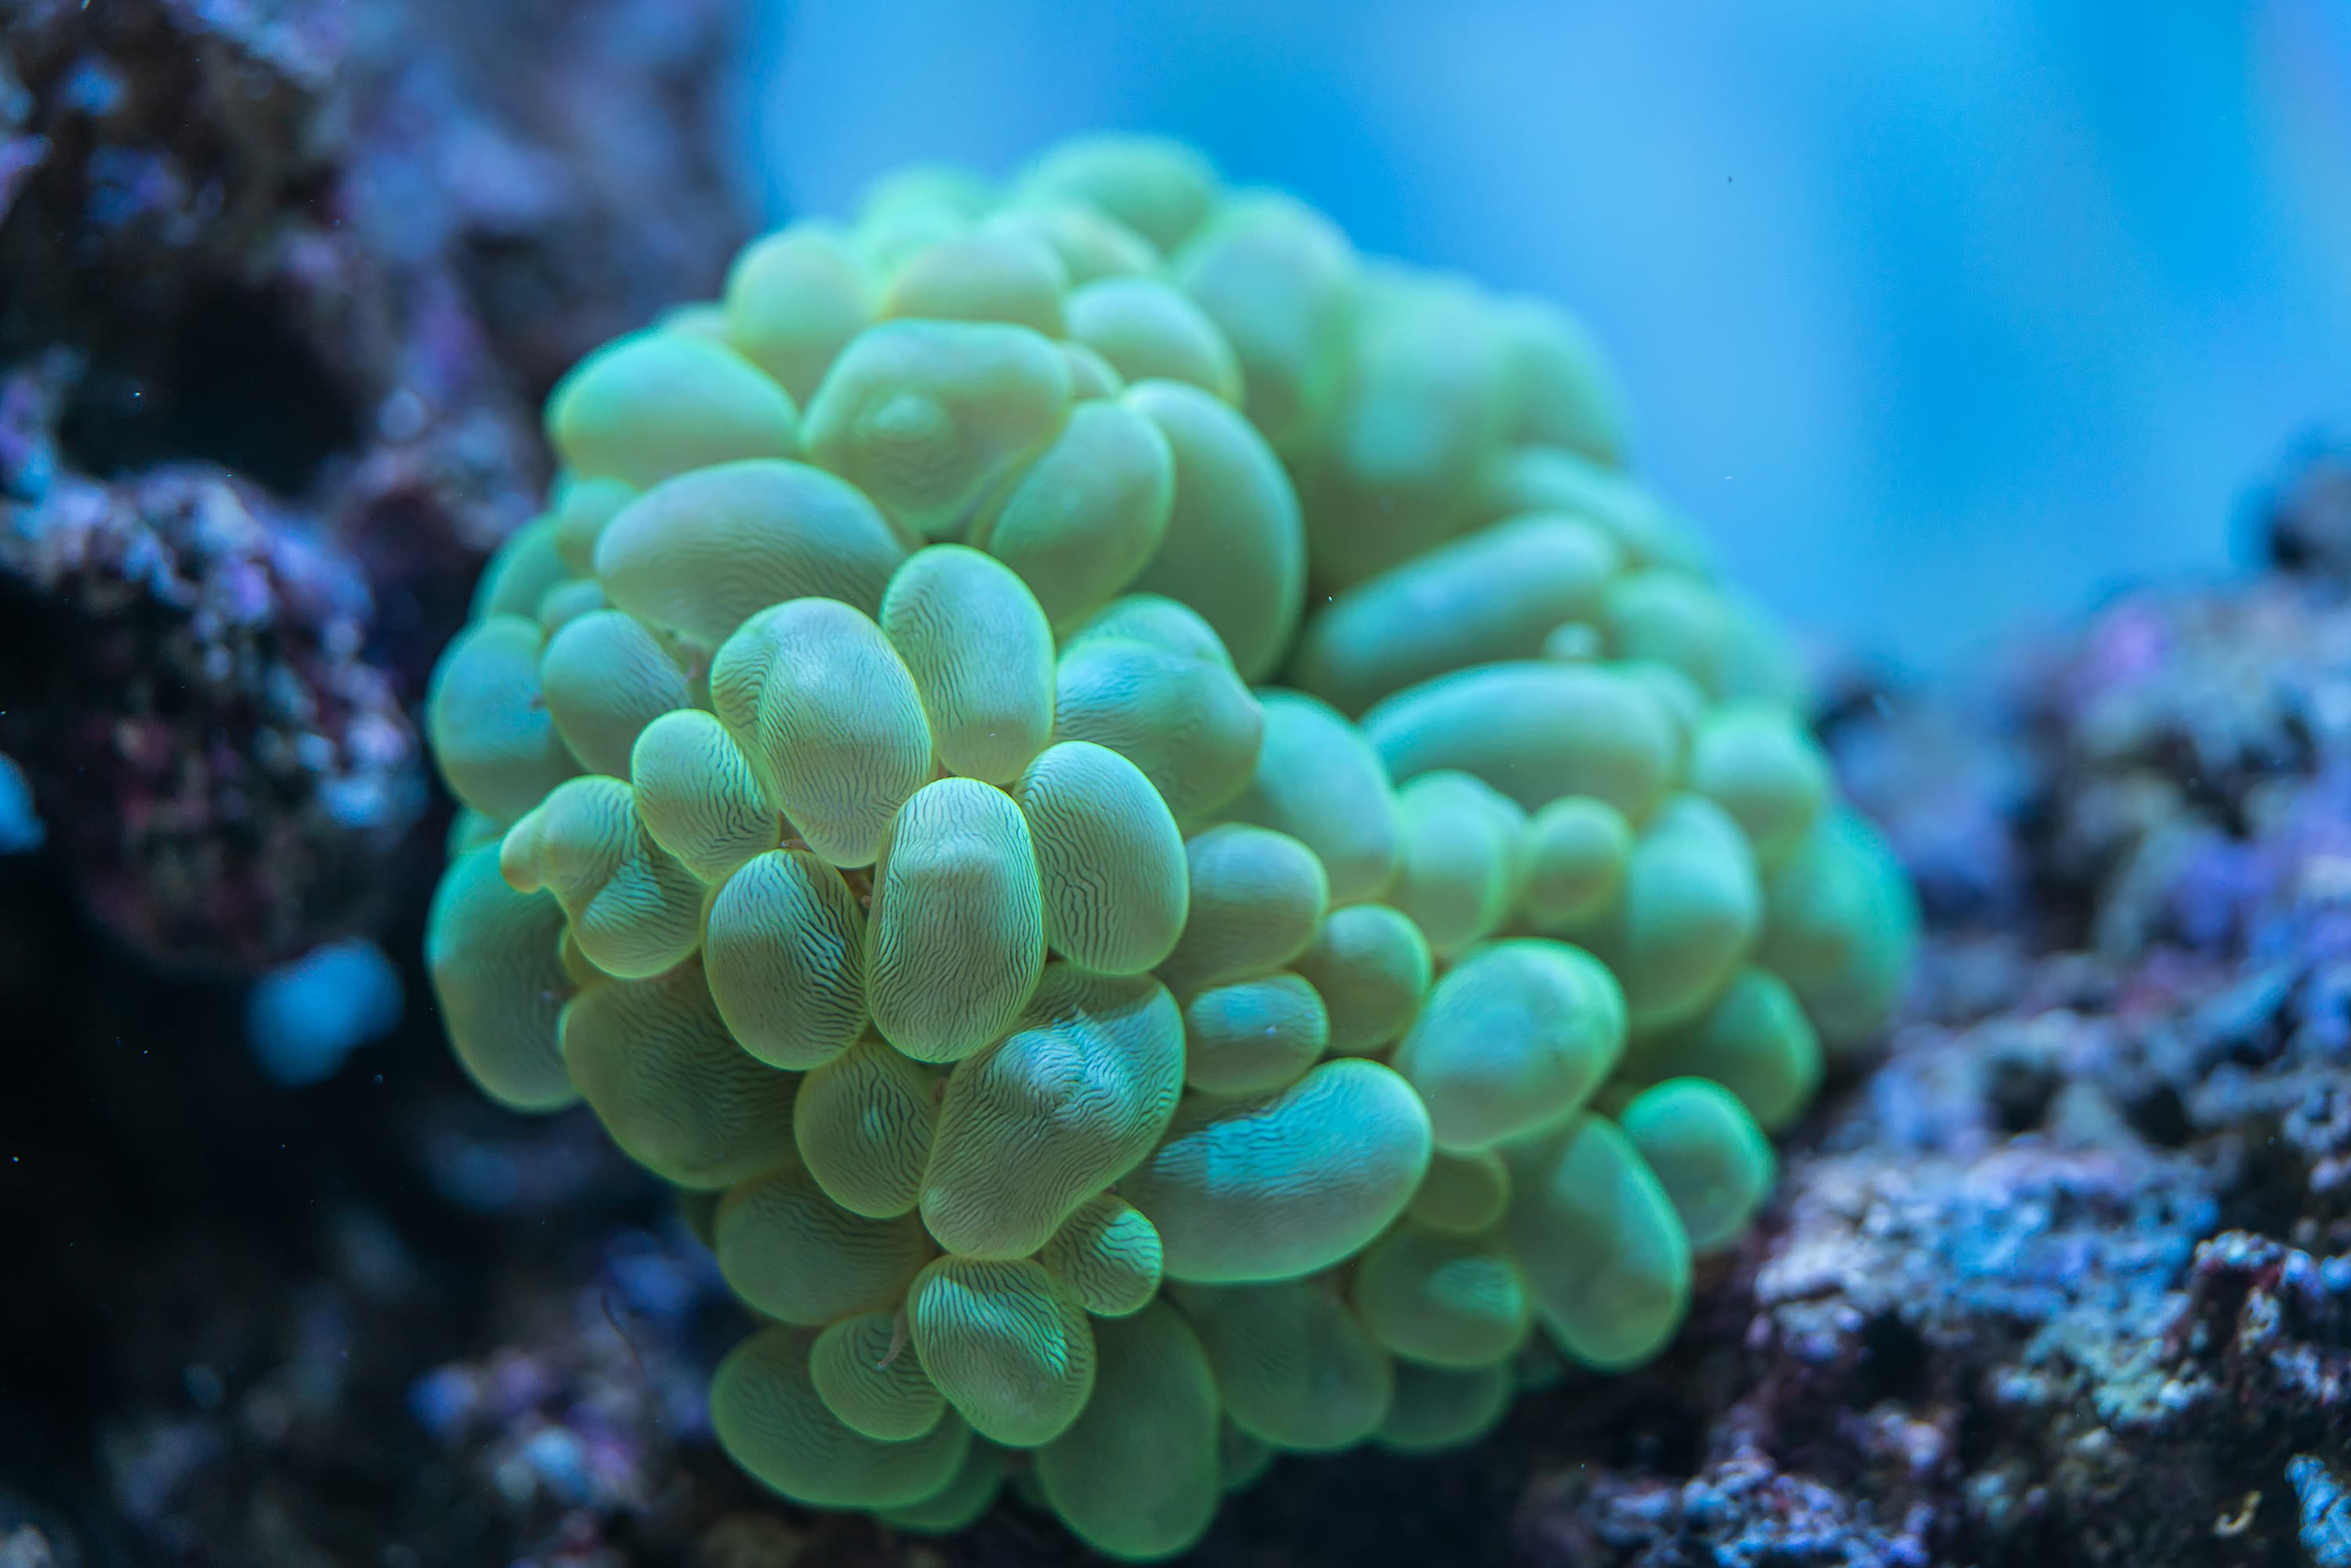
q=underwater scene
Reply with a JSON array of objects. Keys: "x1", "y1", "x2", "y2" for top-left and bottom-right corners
[{"x1": 2, "y1": 3, "x2": 2348, "y2": 1565}]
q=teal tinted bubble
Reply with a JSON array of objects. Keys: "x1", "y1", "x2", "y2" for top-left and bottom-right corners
[
  {"x1": 1406, "y1": 1148, "x2": 1512, "y2": 1235},
  {"x1": 1501, "y1": 1113, "x2": 1691, "y2": 1371},
  {"x1": 1218, "y1": 690, "x2": 1402, "y2": 907},
  {"x1": 593, "y1": 459, "x2": 911, "y2": 646},
  {"x1": 1013, "y1": 741, "x2": 1189, "y2": 976},
  {"x1": 968, "y1": 399, "x2": 1174, "y2": 632},
  {"x1": 803, "y1": 319, "x2": 1072, "y2": 540},
  {"x1": 1627, "y1": 966, "x2": 1821, "y2": 1132},
  {"x1": 986, "y1": 201, "x2": 1161, "y2": 285},
  {"x1": 708, "y1": 598, "x2": 933, "y2": 869},
  {"x1": 882, "y1": 230, "x2": 1070, "y2": 336},
  {"x1": 1154, "y1": 824, "x2": 1328, "y2": 1000},
  {"x1": 1019, "y1": 134, "x2": 1219, "y2": 254},
  {"x1": 793, "y1": 1034, "x2": 938, "y2": 1218},
  {"x1": 1124, "y1": 1057, "x2": 1433, "y2": 1284},
  {"x1": 1180, "y1": 1279, "x2": 1393, "y2": 1451},
  {"x1": 702, "y1": 849, "x2": 868, "y2": 1070},
  {"x1": 1364, "y1": 661, "x2": 1679, "y2": 820},
  {"x1": 1519, "y1": 795, "x2": 1634, "y2": 932},
  {"x1": 1172, "y1": 190, "x2": 1355, "y2": 454},
  {"x1": 810, "y1": 1311, "x2": 945, "y2": 1441},
  {"x1": 1067, "y1": 277, "x2": 1244, "y2": 404},
  {"x1": 712, "y1": 1325, "x2": 971, "y2": 1510},
  {"x1": 551, "y1": 476, "x2": 636, "y2": 577},
  {"x1": 1616, "y1": 1077, "x2": 1777, "y2": 1255},
  {"x1": 1122, "y1": 378, "x2": 1306, "y2": 682},
  {"x1": 715, "y1": 1161, "x2": 929, "y2": 1326},
  {"x1": 1181, "y1": 972, "x2": 1329, "y2": 1096},
  {"x1": 1688, "y1": 702, "x2": 1829, "y2": 869},
  {"x1": 1579, "y1": 795, "x2": 1762, "y2": 1033},
  {"x1": 1601, "y1": 570, "x2": 1733, "y2": 697},
  {"x1": 538, "y1": 609, "x2": 690, "y2": 777},
  {"x1": 1494, "y1": 295, "x2": 1629, "y2": 465},
  {"x1": 1291, "y1": 903, "x2": 1432, "y2": 1057},
  {"x1": 1373, "y1": 1359, "x2": 1512, "y2": 1454},
  {"x1": 1387, "y1": 771, "x2": 1527, "y2": 958},
  {"x1": 1353, "y1": 1221, "x2": 1532, "y2": 1368},
  {"x1": 469, "y1": 515, "x2": 571, "y2": 624},
  {"x1": 1033, "y1": 1300, "x2": 1220, "y2": 1563},
  {"x1": 723, "y1": 223, "x2": 876, "y2": 405},
  {"x1": 547, "y1": 329, "x2": 798, "y2": 490},
  {"x1": 1052, "y1": 615, "x2": 1263, "y2": 821},
  {"x1": 560, "y1": 962, "x2": 801, "y2": 1188},
  {"x1": 1291, "y1": 513, "x2": 1626, "y2": 718},
  {"x1": 498, "y1": 776, "x2": 703, "y2": 980},
  {"x1": 426, "y1": 614, "x2": 581, "y2": 822},
  {"x1": 921, "y1": 965, "x2": 1184, "y2": 1259},
  {"x1": 425, "y1": 846, "x2": 576, "y2": 1112},
  {"x1": 911, "y1": 1255, "x2": 1096, "y2": 1447},
  {"x1": 1391, "y1": 939, "x2": 1625, "y2": 1153},
  {"x1": 1759, "y1": 809, "x2": 1916, "y2": 1052},
  {"x1": 881, "y1": 545, "x2": 1055, "y2": 784},
  {"x1": 1472, "y1": 445, "x2": 1712, "y2": 575},
  {"x1": 865, "y1": 777, "x2": 1046, "y2": 1065},
  {"x1": 629, "y1": 709, "x2": 781, "y2": 886},
  {"x1": 533, "y1": 578, "x2": 607, "y2": 636},
  {"x1": 1038, "y1": 1194, "x2": 1163, "y2": 1318}
]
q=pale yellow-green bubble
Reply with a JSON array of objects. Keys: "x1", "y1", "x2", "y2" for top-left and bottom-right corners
[
  {"x1": 701, "y1": 848, "x2": 868, "y2": 1070},
  {"x1": 920, "y1": 965, "x2": 1185, "y2": 1259},
  {"x1": 469, "y1": 516, "x2": 571, "y2": 625},
  {"x1": 986, "y1": 201, "x2": 1161, "y2": 286},
  {"x1": 1406, "y1": 1148, "x2": 1512, "y2": 1235},
  {"x1": 1179, "y1": 1278, "x2": 1393, "y2": 1451},
  {"x1": 723, "y1": 223, "x2": 876, "y2": 406},
  {"x1": 1291, "y1": 512, "x2": 1626, "y2": 718},
  {"x1": 792, "y1": 1034, "x2": 938, "y2": 1219},
  {"x1": 628, "y1": 709, "x2": 781, "y2": 885},
  {"x1": 1033, "y1": 1298, "x2": 1221, "y2": 1562},
  {"x1": 424, "y1": 846, "x2": 577, "y2": 1112},
  {"x1": 1172, "y1": 190, "x2": 1356, "y2": 455},
  {"x1": 1494, "y1": 295, "x2": 1629, "y2": 466},
  {"x1": 910, "y1": 1255, "x2": 1096, "y2": 1447},
  {"x1": 1615, "y1": 1077, "x2": 1777, "y2": 1255},
  {"x1": 1625, "y1": 966, "x2": 1822, "y2": 1132},
  {"x1": 1020, "y1": 133, "x2": 1219, "y2": 254},
  {"x1": 425, "y1": 614, "x2": 581, "y2": 823},
  {"x1": 1038, "y1": 1193, "x2": 1163, "y2": 1318},
  {"x1": 1373, "y1": 1359, "x2": 1512, "y2": 1454},
  {"x1": 1217, "y1": 690, "x2": 1401, "y2": 907},
  {"x1": 1578, "y1": 794, "x2": 1762, "y2": 1033},
  {"x1": 880, "y1": 545, "x2": 1055, "y2": 784},
  {"x1": 1601, "y1": 570, "x2": 1735, "y2": 697},
  {"x1": 1391, "y1": 938, "x2": 1625, "y2": 1153},
  {"x1": 533, "y1": 577, "x2": 607, "y2": 636},
  {"x1": 715, "y1": 1161, "x2": 931, "y2": 1324},
  {"x1": 968, "y1": 398, "x2": 1173, "y2": 632},
  {"x1": 708, "y1": 598, "x2": 934, "y2": 869},
  {"x1": 498, "y1": 775, "x2": 703, "y2": 980},
  {"x1": 538, "y1": 609, "x2": 690, "y2": 777},
  {"x1": 809, "y1": 1310, "x2": 946, "y2": 1440},
  {"x1": 1052, "y1": 603, "x2": 1265, "y2": 820},
  {"x1": 1519, "y1": 795, "x2": 1635, "y2": 932},
  {"x1": 882, "y1": 230, "x2": 1070, "y2": 336},
  {"x1": 560, "y1": 962, "x2": 801, "y2": 1188},
  {"x1": 1012, "y1": 741, "x2": 1189, "y2": 976},
  {"x1": 1153, "y1": 824, "x2": 1328, "y2": 1000},
  {"x1": 546, "y1": 328, "x2": 799, "y2": 490},
  {"x1": 1386, "y1": 771, "x2": 1527, "y2": 958},
  {"x1": 1181, "y1": 972, "x2": 1329, "y2": 1096},
  {"x1": 1500, "y1": 1113, "x2": 1691, "y2": 1371},
  {"x1": 802, "y1": 319, "x2": 1072, "y2": 540},
  {"x1": 1291, "y1": 903, "x2": 1432, "y2": 1057},
  {"x1": 865, "y1": 777, "x2": 1046, "y2": 1064},
  {"x1": 1472, "y1": 445, "x2": 1712, "y2": 575},
  {"x1": 1363, "y1": 660, "x2": 1679, "y2": 820},
  {"x1": 1060, "y1": 339, "x2": 1126, "y2": 400},
  {"x1": 1352, "y1": 1221, "x2": 1531, "y2": 1368},
  {"x1": 1067, "y1": 277, "x2": 1244, "y2": 404},
  {"x1": 711, "y1": 1324, "x2": 970, "y2": 1509},
  {"x1": 1758, "y1": 808, "x2": 1917, "y2": 1054},
  {"x1": 1124, "y1": 1057, "x2": 1433, "y2": 1284},
  {"x1": 592, "y1": 459, "x2": 911, "y2": 646},
  {"x1": 1123, "y1": 378, "x2": 1306, "y2": 682}
]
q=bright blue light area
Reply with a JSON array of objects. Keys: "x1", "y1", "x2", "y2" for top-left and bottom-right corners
[
  {"x1": 748, "y1": 0, "x2": 2351, "y2": 672},
  {"x1": 246, "y1": 938, "x2": 405, "y2": 1087}
]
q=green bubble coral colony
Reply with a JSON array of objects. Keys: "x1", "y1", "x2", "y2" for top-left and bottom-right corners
[{"x1": 422, "y1": 132, "x2": 1916, "y2": 1560}]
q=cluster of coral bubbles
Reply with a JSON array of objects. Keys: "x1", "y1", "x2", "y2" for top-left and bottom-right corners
[{"x1": 422, "y1": 134, "x2": 1914, "y2": 1560}]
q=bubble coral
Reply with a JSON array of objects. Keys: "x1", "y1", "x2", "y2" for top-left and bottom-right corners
[{"x1": 420, "y1": 131, "x2": 1916, "y2": 1559}]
